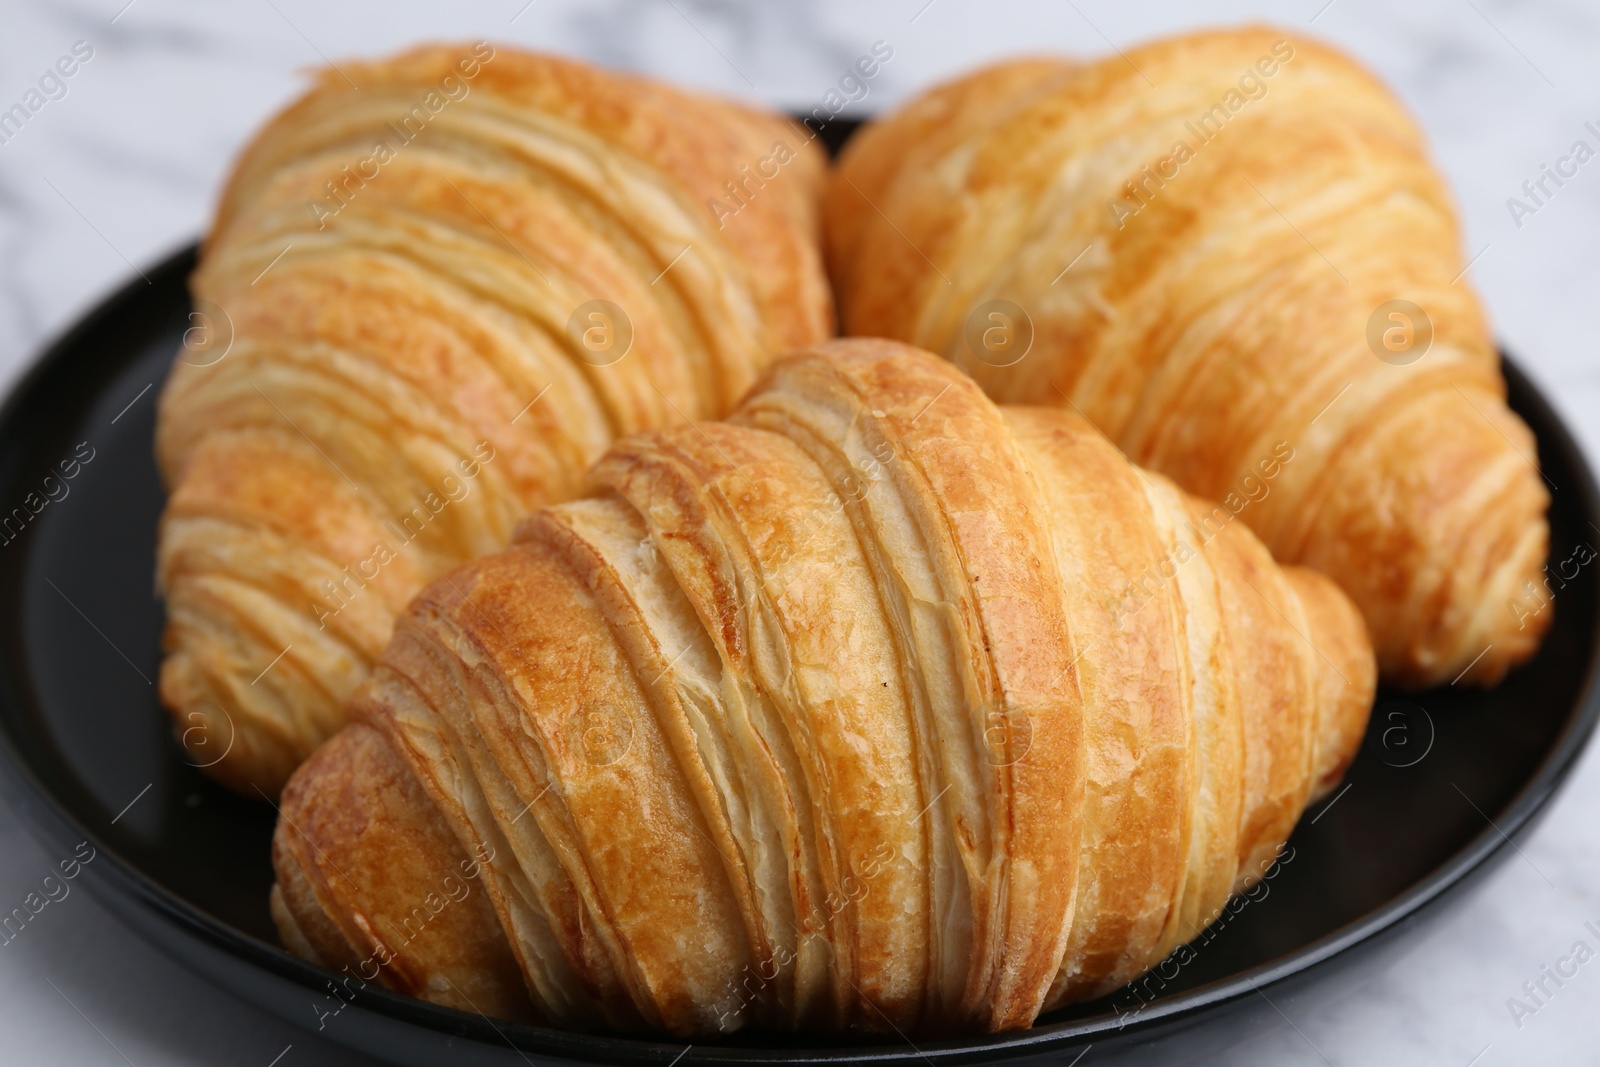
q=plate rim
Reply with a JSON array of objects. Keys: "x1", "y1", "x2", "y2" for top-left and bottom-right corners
[{"x1": 0, "y1": 239, "x2": 1596, "y2": 1065}]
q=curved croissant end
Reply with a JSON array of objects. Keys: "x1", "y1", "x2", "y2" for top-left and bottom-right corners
[
  {"x1": 271, "y1": 339, "x2": 1374, "y2": 1037},
  {"x1": 156, "y1": 44, "x2": 832, "y2": 794},
  {"x1": 823, "y1": 26, "x2": 1550, "y2": 688}
]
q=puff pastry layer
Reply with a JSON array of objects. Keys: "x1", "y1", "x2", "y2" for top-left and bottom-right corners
[
  {"x1": 156, "y1": 44, "x2": 832, "y2": 794},
  {"x1": 271, "y1": 340, "x2": 1374, "y2": 1036},
  {"x1": 825, "y1": 27, "x2": 1550, "y2": 687}
]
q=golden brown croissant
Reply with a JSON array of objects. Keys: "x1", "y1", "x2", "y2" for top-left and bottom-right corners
[
  {"x1": 155, "y1": 43, "x2": 832, "y2": 794},
  {"x1": 823, "y1": 26, "x2": 1550, "y2": 688},
  {"x1": 269, "y1": 339, "x2": 1374, "y2": 1037}
]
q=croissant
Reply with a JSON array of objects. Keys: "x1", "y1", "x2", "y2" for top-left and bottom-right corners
[
  {"x1": 823, "y1": 26, "x2": 1550, "y2": 688},
  {"x1": 155, "y1": 43, "x2": 832, "y2": 794},
  {"x1": 269, "y1": 339, "x2": 1374, "y2": 1037}
]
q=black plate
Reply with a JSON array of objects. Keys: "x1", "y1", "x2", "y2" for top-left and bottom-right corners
[{"x1": 2, "y1": 224, "x2": 1598, "y2": 1065}]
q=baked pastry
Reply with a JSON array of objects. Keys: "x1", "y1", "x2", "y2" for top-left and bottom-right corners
[
  {"x1": 155, "y1": 43, "x2": 832, "y2": 794},
  {"x1": 270, "y1": 339, "x2": 1375, "y2": 1036},
  {"x1": 823, "y1": 27, "x2": 1550, "y2": 687}
]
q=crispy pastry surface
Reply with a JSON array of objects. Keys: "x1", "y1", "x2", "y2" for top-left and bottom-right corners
[
  {"x1": 824, "y1": 26, "x2": 1550, "y2": 687},
  {"x1": 156, "y1": 44, "x2": 832, "y2": 794},
  {"x1": 272, "y1": 340, "x2": 1374, "y2": 1036}
]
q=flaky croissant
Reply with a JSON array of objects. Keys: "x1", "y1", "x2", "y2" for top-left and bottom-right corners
[
  {"x1": 155, "y1": 43, "x2": 832, "y2": 794},
  {"x1": 269, "y1": 339, "x2": 1374, "y2": 1037},
  {"x1": 824, "y1": 26, "x2": 1550, "y2": 687}
]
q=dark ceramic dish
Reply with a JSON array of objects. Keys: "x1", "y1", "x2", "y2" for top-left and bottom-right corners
[{"x1": 0, "y1": 118, "x2": 1597, "y2": 1066}]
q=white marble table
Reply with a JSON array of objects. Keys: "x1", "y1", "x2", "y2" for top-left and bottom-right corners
[{"x1": 2, "y1": 1, "x2": 1598, "y2": 1063}]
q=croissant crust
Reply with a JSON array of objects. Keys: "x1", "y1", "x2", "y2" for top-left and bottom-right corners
[
  {"x1": 824, "y1": 26, "x2": 1550, "y2": 687},
  {"x1": 272, "y1": 339, "x2": 1374, "y2": 1037},
  {"x1": 156, "y1": 44, "x2": 832, "y2": 794}
]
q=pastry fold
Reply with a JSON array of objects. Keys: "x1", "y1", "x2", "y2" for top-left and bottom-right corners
[
  {"x1": 156, "y1": 43, "x2": 831, "y2": 794},
  {"x1": 824, "y1": 26, "x2": 1550, "y2": 687},
  {"x1": 272, "y1": 339, "x2": 1374, "y2": 1036}
]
